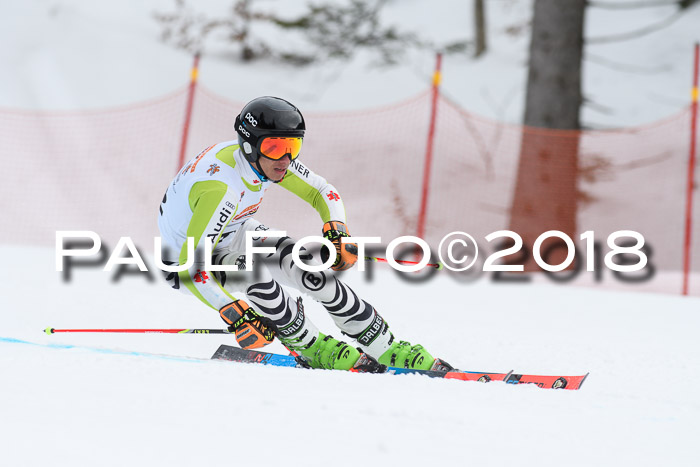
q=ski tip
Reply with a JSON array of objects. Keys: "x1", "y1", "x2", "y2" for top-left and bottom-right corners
[
  {"x1": 579, "y1": 372, "x2": 590, "y2": 389},
  {"x1": 44, "y1": 327, "x2": 55, "y2": 335}
]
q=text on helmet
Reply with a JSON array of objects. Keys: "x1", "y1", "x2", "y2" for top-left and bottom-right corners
[{"x1": 244, "y1": 113, "x2": 258, "y2": 127}]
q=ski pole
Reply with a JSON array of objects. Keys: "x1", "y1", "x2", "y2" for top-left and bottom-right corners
[
  {"x1": 44, "y1": 327, "x2": 233, "y2": 335},
  {"x1": 44, "y1": 326, "x2": 310, "y2": 366},
  {"x1": 364, "y1": 256, "x2": 443, "y2": 270}
]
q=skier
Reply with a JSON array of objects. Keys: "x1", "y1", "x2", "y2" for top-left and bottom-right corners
[{"x1": 158, "y1": 96, "x2": 451, "y2": 372}]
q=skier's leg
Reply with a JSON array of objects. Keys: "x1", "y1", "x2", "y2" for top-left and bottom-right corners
[
  {"x1": 223, "y1": 220, "x2": 376, "y2": 333},
  {"x1": 212, "y1": 221, "x2": 377, "y2": 370},
  {"x1": 225, "y1": 220, "x2": 449, "y2": 371},
  {"x1": 245, "y1": 265, "x2": 383, "y2": 370},
  {"x1": 312, "y1": 274, "x2": 451, "y2": 371}
]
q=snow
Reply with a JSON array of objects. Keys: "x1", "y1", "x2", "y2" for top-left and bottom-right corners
[
  {"x1": 2, "y1": 246, "x2": 700, "y2": 466},
  {"x1": 2, "y1": 1, "x2": 698, "y2": 126},
  {"x1": 2, "y1": 1, "x2": 700, "y2": 466}
]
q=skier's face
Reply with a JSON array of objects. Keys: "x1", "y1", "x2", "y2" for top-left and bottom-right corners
[{"x1": 258, "y1": 154, "x2": 291, "y2": 182}]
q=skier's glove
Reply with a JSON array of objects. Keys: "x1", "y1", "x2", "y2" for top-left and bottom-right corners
[
  {"x1": 321, "y1": 220, "x2": 358, "y2": 271},
  {"x1": 220, "y1": 300, "x2": 276, "y2": 350}
]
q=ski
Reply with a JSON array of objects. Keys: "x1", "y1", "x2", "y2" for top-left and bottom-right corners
[
  {"x1": 504, "y1": 373, "x2": 588, "y2": 390},
  {"x1": 211, "y1": 345, "x2": 588, "y2": 390}
]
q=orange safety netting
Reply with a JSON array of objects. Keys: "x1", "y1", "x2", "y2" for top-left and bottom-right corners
[{"x1": 0, "y1": 85, "x2": 697, "y2": 291}]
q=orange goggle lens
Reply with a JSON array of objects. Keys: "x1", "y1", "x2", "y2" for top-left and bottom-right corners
[{"x1": 259, "y1": 137, "x2": 302, "y2": 161}]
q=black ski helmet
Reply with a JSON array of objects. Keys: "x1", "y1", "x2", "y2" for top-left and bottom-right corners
[{"x1": 234, "y1": 96, "x2": 306, "y2": 164}]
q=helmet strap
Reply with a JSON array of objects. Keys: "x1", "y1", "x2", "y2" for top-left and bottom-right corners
[{"x1": 250, "y1": 160, "x2": 269, "y2": 182}]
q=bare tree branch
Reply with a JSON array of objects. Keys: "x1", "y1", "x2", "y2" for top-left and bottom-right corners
[
  {"x1": 153, "y1": 0, "x2": 421, "y2": 66},
  {"x1": 474, "y1": 0, "x2": 487, "y2": 57},
  {"x1": 582, "y1": 96, "x2": 616, "y2": 115},
  {"x1": 585, "y1": 53, "x2": 670, "y2": 73},
  {"x1": 586, "y1": 9, "x2": 685, "y2": 43},
  {"x1": 587, "y1": 0, "x2": 680, "y2": 9}
]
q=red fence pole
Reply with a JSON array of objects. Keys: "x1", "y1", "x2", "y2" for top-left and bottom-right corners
[
  {"x1": 178, "y1": 53, "x2": 200, "y2": 170},
  {"x1": 682, "y1": 43, "x2": 699, "y2": 296},
  {"x1": 417, "y1": 53, "x2": 442, "y2": 241}
]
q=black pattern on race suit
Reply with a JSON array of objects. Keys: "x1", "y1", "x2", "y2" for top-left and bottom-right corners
[
  {"x1": 323, "y1": 278, "x2": 375, "y2": 325},
  {"x1": 161, "y1": 261, "x2": 181, "y2": 290},
  {"x1": 260, "y1": 235, "x2": 379, "y2": 338},
  {"x1": 245, "y1": 277, "x2": 318, "y2": 350},
  {"x1": 245, "y1": 279, "x2": 294, "y2": 328},
  {"x1": 211, "y1": 218, "x2": 385, "y2": 343}
]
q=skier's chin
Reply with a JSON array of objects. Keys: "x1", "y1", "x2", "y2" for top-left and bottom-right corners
[{"x1": 267, "y1": 168, "x2": 286, "y2": 181}]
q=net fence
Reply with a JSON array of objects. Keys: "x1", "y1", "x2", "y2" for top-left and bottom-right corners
[{"x1": 1, "y1": 84, "x2": 697, "y2": 293}]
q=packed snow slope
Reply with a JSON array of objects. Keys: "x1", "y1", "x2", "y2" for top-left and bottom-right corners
[
  {"x1": 1, "y1": 246, "x2": 699, "y2": 466},
  {"x1": 1, "y1": 1, "x2": 700, "y2": 466}
]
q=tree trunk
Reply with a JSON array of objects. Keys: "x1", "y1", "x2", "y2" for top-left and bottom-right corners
[
  {"x1": 474, "y1": 0, "x2": 487, "y2": 58},
  {"x1": 509, "y1": 0, "x2": 586, "y2": 271}
]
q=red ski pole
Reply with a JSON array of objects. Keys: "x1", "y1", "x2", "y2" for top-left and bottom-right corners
[
  {"x1": 44, "y1": 326, "x2": 306, "y2": 362},
  {"x1": 364, "y1": 256, "x2": 443, "y2": 270},
  {"x1": 44, "y1": 327, "x2": 232, "y2": 335}
]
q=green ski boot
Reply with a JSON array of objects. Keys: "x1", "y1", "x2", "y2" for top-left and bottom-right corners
[
  {"x1": 300, "y1": 333, "x2": 359, "y2": 370},
  {"x1": 296, "y1": 334, "x2": 384, "y2": 372},
  {"x1": 277, "y1": 298, "x2": 385, "y2": 372},
  {"x1": 377, "y1": 340, "x2": 453, "y2": 371}
]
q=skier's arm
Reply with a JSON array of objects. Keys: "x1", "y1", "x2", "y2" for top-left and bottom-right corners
[
  {"x1": 278, "y1": 159, "x2": 346, "y2": 223},
  {"x1": 177, "y1": 180, "x2": 240, "y2": 310},
  {"x1": 177, "y1": 180, "x2": 275, "y2": 349},
  {"x1": 278, "y1": 160, "x2": 357, "y2": 270}
]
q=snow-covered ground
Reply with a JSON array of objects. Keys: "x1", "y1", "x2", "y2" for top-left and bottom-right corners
[
  {"x1": 2, "y1": 1, "x2": 700, "y2": 466},
  {"x1": 2, "y1": 246, "x2": 699, "y2": 466}
]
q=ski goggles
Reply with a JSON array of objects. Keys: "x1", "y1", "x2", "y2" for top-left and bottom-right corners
[{"x1": 259, "y1": 136, "x2": 302, "y2": 161}]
